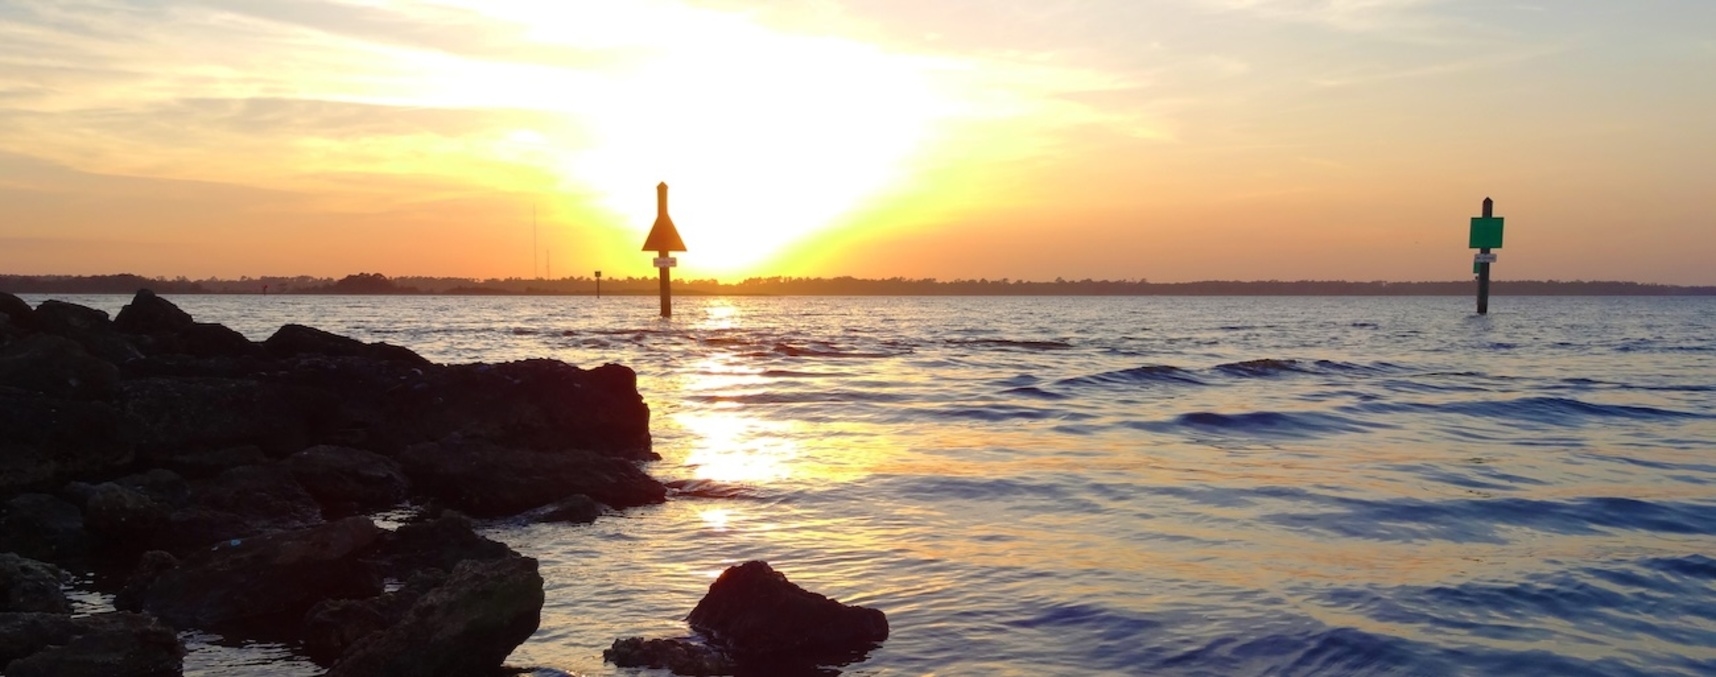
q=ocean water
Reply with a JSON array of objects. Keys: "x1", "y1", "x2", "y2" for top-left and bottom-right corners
[{"x1": 24, "y1": 294, "x2": 1716, "y2": 676}]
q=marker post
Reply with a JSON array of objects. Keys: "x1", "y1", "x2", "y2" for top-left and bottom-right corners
[
  {"x1": 1469, "y1": 197, "x2": 1504, "y2": 315},
  {"x1": 641, "y1": 182, "x2": 687, "y2": 318}
]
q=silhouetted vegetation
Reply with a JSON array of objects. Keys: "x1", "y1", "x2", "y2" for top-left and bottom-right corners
[
  {"x1": 3, "y1": 274, "x2": 1713, "y2": 296},
  {"x1": 299, "y1": 273, "x2": 421, "y2": 294}
]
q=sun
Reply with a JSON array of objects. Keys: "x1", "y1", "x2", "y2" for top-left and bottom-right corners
[{"x1": 489, "y1": 3, "x2": 960, "y2": 276}]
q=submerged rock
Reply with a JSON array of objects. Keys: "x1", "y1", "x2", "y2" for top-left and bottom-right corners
[
  {"x1": 605, "y1": 636, "x2": 735, "y2": 676},
  {"x1": 687, "y1": 561, "x2": 888, "y2": 661},
  {"x1": 609, "y1": 561, "x2": 889, "y2": 675}
]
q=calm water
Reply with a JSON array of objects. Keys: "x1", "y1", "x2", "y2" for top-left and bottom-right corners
[{"x1": 27, "y1": 294, "x2": 1716, "y2": 676}]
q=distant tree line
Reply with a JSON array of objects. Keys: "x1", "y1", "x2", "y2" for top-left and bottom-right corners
[{"x1": 4, "y1": 273, "x2": 1713, "y2": 296}]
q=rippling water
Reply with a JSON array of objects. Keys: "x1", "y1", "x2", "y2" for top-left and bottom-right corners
[{"x1": 29, "y1": 294, "x2": 1716, "y2": 676}]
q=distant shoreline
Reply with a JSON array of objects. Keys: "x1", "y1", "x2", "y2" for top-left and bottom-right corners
[{"x1": 4, "y1": 273, "x2": 1714, "y2": 296}]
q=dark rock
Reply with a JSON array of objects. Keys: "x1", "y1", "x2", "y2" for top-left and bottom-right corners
[
  {"x1": 415, "y1": 360, "x2": 652, "y2": 457},
  {"x1": 114, "y1": 551, "x2": 178, "y2": 613},
  {"x1": 151, "y1": 507, "x2": 255, "y2": 553},
  {"x1": 118, "y1": 377, "x2": 336, "y2": 461},
  {"x1": 84, "y1": 483, "x2": 170, "y2": 548},
  {"x1": 264, "y1": 324, "x2": 428, "y2": 367},
  {"x1": 185, "y1": 464, "x2": 323, "y2": 536},
  {"x1": 369, "y1": 512, "x2": 512, "y2": 577},
  {"x1": 158, "y1": 445, "x2": 267, "y2": 480},
  {"x1": 112, "y1": 469, "x2": 192, "y2": 507},
  {"x1": 399, "y1": 438, "x2": 664, "y2": 517},
  {"x1": 605, "y1": 637, "x2": 735, "y2": 676},
  {"x1": 182, "y1": 323, "x2": 260, "y2": 359},
  {"x1": 327, "y1": 554, "x2": 543, "y2": 677},
  {"x1": 1, "y1": 494, "x2": 91, "y2": 563},
  {"x1": 283, "y1": 445, "x2": 408, "y2": 518},
  {"x1": 0, "y1": 612, "x2": 79, "y2": 664},
  {"x1": 108, "y1": 290, "x2": 257, "y2": 359},
  {"x1": 0, "y1": 334, "x2": 121, "y2": 400},
  {"x1": 32, "y1": 300, "x2": 143, "y2": 364},
  {"x1": 0, "y1": 292, "x2": 33, "y2": 330},
  {"x1": 529, "y1": 494, "x2": 604, "y2": 525},
  {"x1": 138, "y1": 516, "x2": 383, "y2": 627},
  {"x1": 686, "y1": 561, "x2": 888, "y2": 662},
  {"x1": 0, "y1": 554, "x2": 69, "y2": 613},
  {"x1": 0, "y1": 314, "x2": 21, "y2": 350},
  {"x1": 113, "y1": 290, "x2": 194, "y2": 336},
  {"x1": 1, "y1": 611, "x2": 184, "y2": 677},
  {"x1": 302, "y1": 568, "x2": 447, "y2": 661},
  {"x1": 0, "y1": 388, "x2": 133, "y2": 496}
]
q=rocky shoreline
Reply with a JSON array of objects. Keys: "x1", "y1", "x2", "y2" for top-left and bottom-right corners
[{"x1": 0, "y1": 289, "x2": 886, "y2": 676}]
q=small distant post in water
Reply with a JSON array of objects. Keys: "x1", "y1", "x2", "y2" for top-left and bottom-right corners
[
  {"x1": 1469, "y1": 197, "x2": 1505, "y2": 315},
  {"x1": 642, "y1": 182, "x2": 687, "y2": 318},
  {"x1": 594, "y1": 270, "x2": 602, "y2": 299}
]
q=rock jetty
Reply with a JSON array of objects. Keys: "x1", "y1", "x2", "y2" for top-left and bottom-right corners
[{"x1": 0, "y1": 289, "x2": 663, "y2": 675}]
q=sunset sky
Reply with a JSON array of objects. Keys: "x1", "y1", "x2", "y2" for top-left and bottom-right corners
[{"x1": 2, "y1": 1, "x2": 1712, "y2": 283}]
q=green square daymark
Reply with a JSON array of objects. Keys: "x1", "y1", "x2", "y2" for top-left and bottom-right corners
[{"x1": 1469, "y1": 217, "x2": 1504, "y2": 249}]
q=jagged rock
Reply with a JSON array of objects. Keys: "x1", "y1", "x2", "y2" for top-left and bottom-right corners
[
  {"x1": 399, "y1": 438, "x2": 664, "y2": 517},
  {"x1": 283, "y1": 445, "x2": 408, "y2": 518},
  {"x1": 0, "y1": 611, "x2": 184, "y2": 677},
  {"x1": 138, "y1": 516, "x2": 383, "y2": 627},
  {"x1": 114, "y1": 551, "x2": 178, "y2": 613},
  {"x1": 302, "y1": 568, "x2": 447, "y2": 661},
  {"x1": 118, "y1": 377, "x2": 337, "y2": 461},
  {"x1": 368, "y1": 512, "x2": 512, "y2": 577},
  {"x1": 0, "y1": 334, "x2": 120, "y2": 400},
  {"x1": 0, "y1": 389, "x2": 132, "y2": 496},
  {"x1": 0, "y1": 292, "x2": 33, "y2": 330},
  {"x1": 0, "y1": 314, "x2": 21, "y2": 349},
  {"x1": 264, "y1": 324, "x2": 428, "y2": 367},
  {"x1": 152, "y1": 507, "x2": 255, "y2": 553},
  {"x1": 31, "y1": 300, "x2": 143, "y2": 364},
  {"x1": 84, "y1": 483, "x2": 170, "y2": 548},
  {"x1": 528, "y1": 494, "x2": 604, "y2": 525},
  {"x1": 183, "y1": 464, "x2": 323, "y2": 537},
  {"x1": 687, "y1": 561, "x2": 888, "y2": 662},
  {"x1": 181, "y1": 322, "x2": 259, "y2": 358},
  {"x1": 113, "y1": 290, "x2": 195, "y2": 336},
  {"x1": 0, "y1": 554, "x2": 69, "y2": 613},
  {"x1": 0, "y1": 612, "x2": 78, "y2": 664},
  {"x1": 0, "y1": 494, "x2": 91, "y2": 563},
  {"x1": 417, "y1": 360, "x2": 652, "y2": 457},
  {"x1": 111, "y1": 469, "x2": 192, "y2": 507},
  {"x1": 157, "y1": 445, "x2": 267, "y2": 480},
  {"x1": 326, "y1": 554, "x2": 543, "y2": 677},
  {"x1": 605, "y1": 637, "x2": 735, "y2": 676}
]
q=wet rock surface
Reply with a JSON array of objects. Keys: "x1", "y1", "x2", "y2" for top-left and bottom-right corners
[
  {"x1": 0, "y1": 290, "x2": 668, "y2": 676},
  {"x1": 608, "y1": 561, "x2": 889, "y2": 675},
  {"x1": 326, "y1": 554, "x2": 544, "y2": 677}
]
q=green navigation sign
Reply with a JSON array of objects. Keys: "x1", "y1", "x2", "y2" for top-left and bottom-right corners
[{"x1": 1469, "y1": 216, "x2": 1504, "y2": 249}]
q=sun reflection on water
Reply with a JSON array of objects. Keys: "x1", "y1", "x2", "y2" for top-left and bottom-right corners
[{"x1": 676, "y1": 411, "x2": 798, "y2": 483}]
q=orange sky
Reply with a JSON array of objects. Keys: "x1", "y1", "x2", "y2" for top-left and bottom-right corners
[{"x1": 2, "y1": 1, "x2": 1712, "y2": 284}]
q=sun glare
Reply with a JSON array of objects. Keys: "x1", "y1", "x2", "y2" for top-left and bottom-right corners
[{"x1": 427, "y1": 1, "x2": 961, "y2": 276}]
